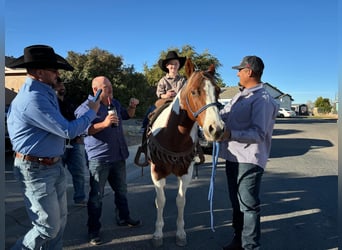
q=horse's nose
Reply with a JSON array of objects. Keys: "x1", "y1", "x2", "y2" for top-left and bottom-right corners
[{"x1": 208, "y1": 122, "x2": 225, "y2": 139}]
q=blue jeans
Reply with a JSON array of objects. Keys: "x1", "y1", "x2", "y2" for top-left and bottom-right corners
[
  {"x1": 225, "y1": 161, "x2": 264, "y2": 250},
  {"x1": 87, "y1": 160, "x2": 130, "y2": 234},
  {"x1": 62, "y1": 142, "x2": 87, "y2": 202},
  {"x1": 12, "y1": 157, "x2": 67, "y2": 250}
]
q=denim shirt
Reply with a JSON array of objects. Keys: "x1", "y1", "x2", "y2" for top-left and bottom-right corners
[
  {"x1": 7, "y1": 77, "x2": 96, "y2": 157},
  {"x1": 75, "y1": 96, "x2": 130, "y2": 162},
  {"x1": 219, "y1": 84, "x2": 279, "y2": 168}
]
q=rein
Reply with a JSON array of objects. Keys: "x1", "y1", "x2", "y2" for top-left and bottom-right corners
[{"x1": 208, "y1": 141, "x2": 220, "y2": 232}]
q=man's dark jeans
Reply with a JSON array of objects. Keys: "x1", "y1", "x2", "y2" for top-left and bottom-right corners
[
  {"x1": 87, "y1": 160, "x2": 130, "y2": 234},
  {"x1": 225, "y1": 161, "x2": 264, "y2": 250}
]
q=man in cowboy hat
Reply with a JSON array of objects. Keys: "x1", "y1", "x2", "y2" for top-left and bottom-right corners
[{"x1": 7, "y1": 44, "x2": 100, "y2": 250}]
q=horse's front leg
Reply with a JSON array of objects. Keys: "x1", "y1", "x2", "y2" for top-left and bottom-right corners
[
  {"x1": 175, "y1": 162, "x2": 194, "y2": 247},
  {"x1": 151, "y1": 169, "x2": 166, "y2": 247}
]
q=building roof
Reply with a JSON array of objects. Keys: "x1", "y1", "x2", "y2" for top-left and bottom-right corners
[
  {"x1": 219, "y1": 86, "x2": 240, "y2": 99},
  {"x1": 5, "y1": 67, "x2": 27, "y2": 74},
  {"x1": 219, "y1": 82, "x2": 294, "y2": 101}
]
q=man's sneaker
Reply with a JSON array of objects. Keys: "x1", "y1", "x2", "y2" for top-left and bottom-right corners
[
  {"x1": 117, "y1": 217, "x2": 142, "y2": 227},
  {"x1": 89, "y1": 232, "x2": 102, "y2": 245}
]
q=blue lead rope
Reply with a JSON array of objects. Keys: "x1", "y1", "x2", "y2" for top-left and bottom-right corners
[{"x1": 208, "y1": 141, "x2": 220, "y2": 232}]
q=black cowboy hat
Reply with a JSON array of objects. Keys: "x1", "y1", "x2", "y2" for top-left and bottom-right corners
[
  {"x1": 158, "y1": 50, "x2": 186, "y2": 73},
  {"x1": 7, "y1": 44, "x2": 74, "y2": 71}
]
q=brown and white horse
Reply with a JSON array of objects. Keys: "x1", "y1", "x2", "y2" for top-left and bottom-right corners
[{"x1": 147, "y1": 58, "x2": 225, "y2": 247}]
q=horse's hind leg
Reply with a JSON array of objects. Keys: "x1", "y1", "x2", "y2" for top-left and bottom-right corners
[
  {"x1": 175, "y1": 162, "x2": 194, "y2": 247},
  {"x1": 151, "y1": 171, "x2": 166, "y2": 247}
]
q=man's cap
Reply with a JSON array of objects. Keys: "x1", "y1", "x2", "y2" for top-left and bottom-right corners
[
  {"x1": 232, "y1": 56, "x2": 264, "y2": 73},
  {"x1": 7, "y1": 44, "x2": 74, "y2": 71},
  {"x1": 158, "y1": 50, "x2": 186, "y2": 73}
]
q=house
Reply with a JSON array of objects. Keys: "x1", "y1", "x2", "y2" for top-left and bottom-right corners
[
  {"x1": 219, "y1": 82, "x2": 293, "y2": 110},
  {"x1": 5, "y1": 67, "x2": 27, "y2": 106}
]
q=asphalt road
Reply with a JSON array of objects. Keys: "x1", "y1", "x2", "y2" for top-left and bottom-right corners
[{"x1": 5, "y1": 118, "x2": 338, "y2": 249}]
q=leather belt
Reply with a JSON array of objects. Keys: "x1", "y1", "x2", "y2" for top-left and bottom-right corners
[{"x1": 15, "y1": 152, "x2": 60, "y2": 166}]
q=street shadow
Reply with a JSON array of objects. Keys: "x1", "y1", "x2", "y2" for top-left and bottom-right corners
[
  {"x1": 276, "y1": 118, "x2": 337, "y2": 124},
  {"x1": 260, "y1": 172, "x2": 337, "y2": 250},
  {"x1": 270, "y1": 138, "x2": 333, "y2": 158},
  {"x1": 272, "y1": 129, "x2": 302, "y2": 136},
  {"x1": 61, "y1": 166, "x2": 337, "y2": 250}
]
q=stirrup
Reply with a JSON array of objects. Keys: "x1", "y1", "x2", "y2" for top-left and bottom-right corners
[{"x1": 134, "y1": 146, "x2": 149, "y2": 167}]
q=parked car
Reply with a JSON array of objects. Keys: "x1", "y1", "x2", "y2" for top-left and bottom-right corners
[{"x1": 277, "y1": 107, "x2": 296, "y2": 118}]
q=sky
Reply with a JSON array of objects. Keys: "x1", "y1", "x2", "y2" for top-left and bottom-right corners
[{"x1": 5, "y1": 0, "x2": 338, "y2": 104}]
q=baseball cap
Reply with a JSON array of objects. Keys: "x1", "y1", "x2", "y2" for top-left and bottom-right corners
[{"x1": 232, "y1": 56, "x2": 264, "y2": 73}]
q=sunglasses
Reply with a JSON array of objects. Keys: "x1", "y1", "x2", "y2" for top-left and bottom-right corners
[{"x1": 44, "y1": 68, "x2": 59, "y2": 74}]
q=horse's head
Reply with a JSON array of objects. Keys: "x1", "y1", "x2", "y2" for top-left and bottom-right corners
[{"x1": 180, "y1": 58, "x2": 225, "y2": 142}]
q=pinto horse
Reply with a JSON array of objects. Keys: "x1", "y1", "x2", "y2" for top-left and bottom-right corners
[{"x1": 146, "y1": 58, "x2": 225, "y2": 247}]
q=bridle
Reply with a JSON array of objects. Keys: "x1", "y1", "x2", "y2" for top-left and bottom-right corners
[
  {"x1": 184, "y1": 71, "x2": 220, "y2": 119},
  {"x1": 185, "y1": 97, "x2": 219, "y2": 118}
]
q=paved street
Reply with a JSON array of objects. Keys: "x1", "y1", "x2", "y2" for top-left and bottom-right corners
[{"x1": 5, "y1": 118, "x2": 338, "y2": 249}]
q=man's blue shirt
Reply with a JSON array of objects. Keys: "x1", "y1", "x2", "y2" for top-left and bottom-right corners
[
  {"x1": 75, "y1": 96, "x2": 130, "y2": 162},
  {"x1": 7, "y1": 77, "x2": 96, "y2": 157}
]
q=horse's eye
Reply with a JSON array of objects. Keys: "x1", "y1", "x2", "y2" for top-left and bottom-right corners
[{"x1": 191, "y1": 90, "x2": 197, "y2": 96}]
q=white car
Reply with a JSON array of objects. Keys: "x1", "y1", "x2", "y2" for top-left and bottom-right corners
[{"x1": 277, "y1": 108, "x2": 296, "y2": 118}]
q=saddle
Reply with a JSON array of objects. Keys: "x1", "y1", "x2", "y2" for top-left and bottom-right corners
[{"x1": 134, "y1": 98, "x2": 173, "y2": 167}]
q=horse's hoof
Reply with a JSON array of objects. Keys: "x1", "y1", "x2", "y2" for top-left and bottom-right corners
[
  {"x1": 152, "y1": 237, "x2": 163, "y2": 248},
  {"x1": 176, "y1": 236, "x2": 187, "y2": 246}
]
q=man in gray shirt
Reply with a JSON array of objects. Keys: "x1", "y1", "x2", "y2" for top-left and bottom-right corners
[{"x1": 219, "y1": 56, "x2": 279, "y2": 250}]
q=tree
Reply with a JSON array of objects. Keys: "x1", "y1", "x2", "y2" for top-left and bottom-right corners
[
  {"x1": 59, "y1": 45, "x2": 226, "y2": 118},
  {"x1": 60, "y1": 47, "x2": 153, "y2": 117},
  {"x1": 314, "y1": 96, "x2": 332, "y2": 113}
]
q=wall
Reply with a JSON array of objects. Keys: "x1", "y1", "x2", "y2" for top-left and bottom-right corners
[{"x1": 5, "y1": 68, "x2": 26, "y2": 105}]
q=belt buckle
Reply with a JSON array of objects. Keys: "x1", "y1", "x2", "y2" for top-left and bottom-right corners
[{"x1": 38, "y1": 157, "x2": 52, "y2": 165}]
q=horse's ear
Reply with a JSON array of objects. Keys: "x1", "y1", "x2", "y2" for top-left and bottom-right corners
[
  {"x1": 185, "y1": 58, "x2": 194, "y2": 78},
  {"x1": 207, "y1": 64, "x2": 216, "y2": 76}
]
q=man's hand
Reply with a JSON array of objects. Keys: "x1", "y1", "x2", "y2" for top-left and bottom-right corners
[
  {"x1": 88, "y1": 99, "x2": 100, "y2": 113},
  {"x1": 129, "y1": 98, "x2": 139, "y2": 108}
]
